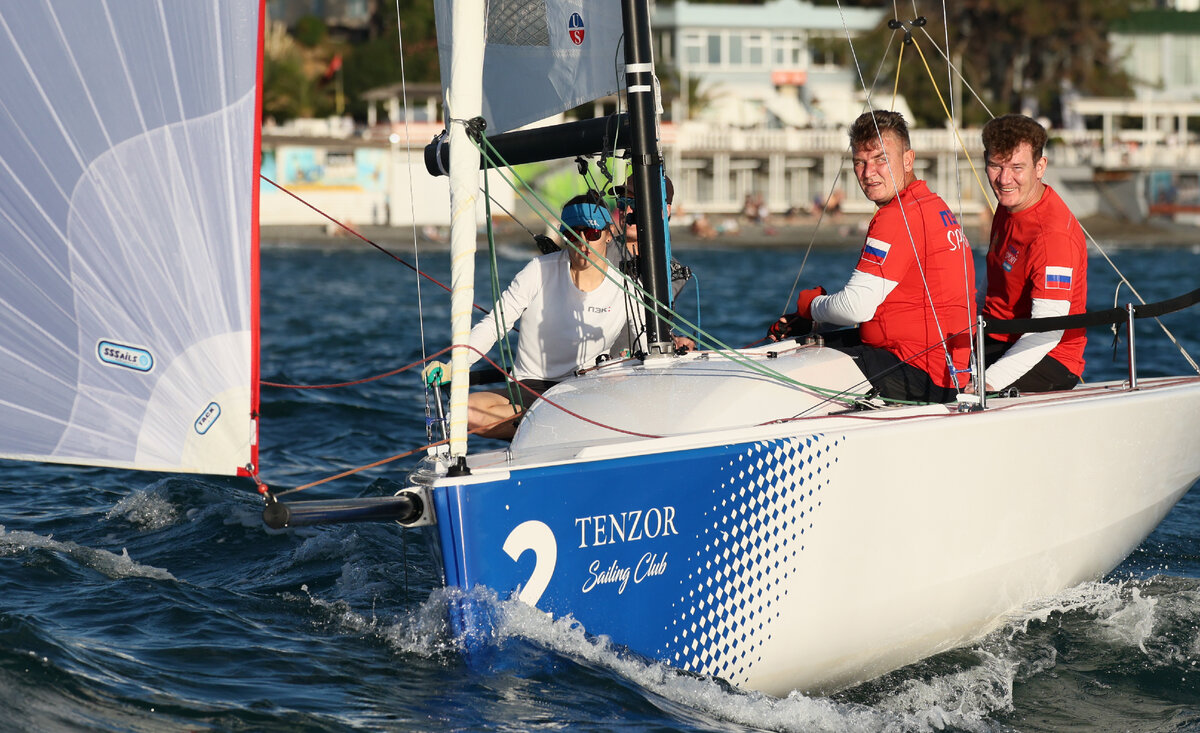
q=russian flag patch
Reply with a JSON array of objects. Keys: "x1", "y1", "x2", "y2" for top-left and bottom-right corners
[
  {"x1": 861, "y1": 238, "x2": 891, "y2": 266},
  {"x1": 1045, "y1": 266, "x2": 1073, "y2": 290}
]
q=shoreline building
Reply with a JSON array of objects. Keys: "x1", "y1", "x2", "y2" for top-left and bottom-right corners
[
  {"x1": 262, "y1": 1, "x2": 1200, "y2": 227},
  {"x1": 650, "y1": 0, "x2": 905, "y2": 129}
]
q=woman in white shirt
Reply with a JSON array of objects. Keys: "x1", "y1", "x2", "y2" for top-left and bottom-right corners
[{"x1": 458, "y1": 192, "x2": 631, "y2": 439}]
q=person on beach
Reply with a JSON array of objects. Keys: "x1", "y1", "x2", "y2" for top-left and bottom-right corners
[
  {"x1": 767, "y1": 109, "x2": 976, "y2": 403},
  {"x1": 972, "y1": 114, "x2": 1087, "y2": 393},
  {"x1": 610, "y1": 174, "x2": 696, "y2": 356},
  {"x1": 423, "y1": 192, "x2": 629, "y2": 439}
]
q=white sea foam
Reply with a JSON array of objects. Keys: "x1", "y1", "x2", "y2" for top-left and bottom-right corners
[
  {"x1": 983, "y1": 577, "x2": 1200, "y2": 678},
  {"x1": 0, "y1": 525, "x2": 175, "y2": 581},
  {"x1": 408, "y1": 592, "x2": 1008, "y2": 733},
  {"x1": 1094, "y1": 586, "x2": 1158, "y2": 653},
  {"x1": 1001, "y1": 580, "x2": 1123, "y2": 638},
  {"x1": 871, "y1": 650, "x2": 1017, "y2": 732},
  {"x1": 105, "y1": 490, "x2": 179, "y2": 531},
  {"x1": 332, "y1": 575, "x2": 1200, "y2": 731},
  {"x1": 379, "y1": 587, "x2": 459, "y2": 657}
]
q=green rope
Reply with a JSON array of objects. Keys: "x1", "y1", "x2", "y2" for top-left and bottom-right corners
[
  {"x1": 479, "y1": 168, "x2": 524, "y2": 409},
  {"x1": 468, "y1": 133, "x2": 870, "y2": 407}
]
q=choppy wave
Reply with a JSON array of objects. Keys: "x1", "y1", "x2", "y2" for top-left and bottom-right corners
[
  {"x1": 0, "y1": 525, "x2": 175, "y2": 582},
  {"x1": 1, "y1": 246, "x2": 1198, "y2": 731}
]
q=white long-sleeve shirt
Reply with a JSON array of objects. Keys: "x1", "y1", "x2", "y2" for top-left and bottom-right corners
[
  {"x1": 468, "y1": 251, "x2": 630, "y2": 382},
  {"x1": 985, "y1": 298, "x2": 1070, "y2": 389}
]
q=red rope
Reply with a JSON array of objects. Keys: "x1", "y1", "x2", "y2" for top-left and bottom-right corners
[
  {"x1": 260, "y1": 174, "x2": 487, "y2": 314},
  {"x1": 263, "y1": 347, "x2": 663, "y2": 495},
  {"x1": 262, "y1": 356, "x2": 429, "y2": 389},
  {"x1": 464, "y1": 348, "x2": 663, "y2": 439}
]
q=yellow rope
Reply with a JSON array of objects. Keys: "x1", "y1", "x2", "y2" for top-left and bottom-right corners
[
  {"x1": 908, "y1": 36, "x2": 994, "y2": 215},
  {"x1": 891, "y1": 41, "x2": 904, "y2": 109}
]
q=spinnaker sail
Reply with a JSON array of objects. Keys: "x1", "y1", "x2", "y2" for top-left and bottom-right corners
[{"x1": 0, "y1": 1, "x2": 262, "y2": 476}]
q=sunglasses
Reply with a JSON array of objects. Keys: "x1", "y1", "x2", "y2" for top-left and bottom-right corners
[
  {"x1": 567, "y1": 226, "x2": 604, "y2": 242},
  {"x1": 615, "y1": 197, "x2": 638, "y2": 225}
]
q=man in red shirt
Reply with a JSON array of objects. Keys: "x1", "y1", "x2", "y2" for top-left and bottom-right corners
[
  {"x1": 768, "y1": 110, "x2": 976, "y2": 403},
  {"x1": 977, "y1": 114, "x2": 1087, "y2": 392}
]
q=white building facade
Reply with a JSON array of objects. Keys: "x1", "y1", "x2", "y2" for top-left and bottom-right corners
[{"x1": 650, "y1": 0, "x2": 909, "y2": 129}]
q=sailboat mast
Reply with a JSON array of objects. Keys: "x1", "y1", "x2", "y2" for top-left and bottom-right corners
[
  {"x1": 620, "y1": 0, "x2": 673, "y2": 357},
  {"x1": 444, "y1": 0, "x2": 486, "y2": 462}
]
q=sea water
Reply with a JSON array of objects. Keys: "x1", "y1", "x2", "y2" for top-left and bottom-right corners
[{"x1": 2, "y1": 238, "x2": 1199, "y2": 732}]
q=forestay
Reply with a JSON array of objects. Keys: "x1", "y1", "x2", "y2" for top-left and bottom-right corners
[
  {"x1": 433, "y1": 0, "x2": 625, "y2": 135},
  {"x1": 0, "y1": 1, "x2": 262, "y2": 476}
]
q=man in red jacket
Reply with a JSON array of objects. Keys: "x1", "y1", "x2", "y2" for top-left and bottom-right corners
[
  {"x1": 768, "y1": 110, "x2": 976, "y2": 403},
  {"x1": 975, "y1": 114, "x2": 1087, "y2": 393}
]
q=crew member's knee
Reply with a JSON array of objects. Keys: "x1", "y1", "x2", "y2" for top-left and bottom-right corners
[{"x1": 467, "y1": 391, "x2": 522, "y2": 439}]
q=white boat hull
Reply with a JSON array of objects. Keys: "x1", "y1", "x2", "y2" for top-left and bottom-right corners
[{"x1": 421, "y1": 349, "x2": 1200, "y2": 695}]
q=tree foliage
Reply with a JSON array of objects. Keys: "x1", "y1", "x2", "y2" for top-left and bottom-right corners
[
  {"x1": 261, "y1": 1, "x2": 441, "y2": 123},
  {"x1": 262, "y1": 19, "x2": 318, "y2": 122},
  {"x1": 293, "y1": 14, "x2": 328, "y2": 47},
  {"x1": 341, "y1": 1, "x2": 440, "y2": 120},
  {"x1": 263, "y1": 54, "x2": 318, "y2": 122},
  {"x1": 853, "y1": 0, "x2": 1136, "y2": 127}
]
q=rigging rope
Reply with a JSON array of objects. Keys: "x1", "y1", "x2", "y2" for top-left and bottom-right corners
[
  {"x1": 258, "y1": 174, "x2": 489, "y2": 315},
  {"x1": 470, "y1": 132, "x2": 865, "y2": 404},
  {"x1": 841, "y1": 10, "x2": 963, "y2": 390},
  {"x1": 391, "y1": 0, "x2": 439, "y2": 444},
  {"x1": 902, "y1": 19, "x2": 1198, "y2": 374},
  {"x1": 265, "y1": 346, "x2": 668, "y2": 498}
]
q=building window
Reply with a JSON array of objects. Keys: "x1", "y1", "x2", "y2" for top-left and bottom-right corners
[
  {"x1": 680, "y1": 29, "x2": 770, "y2": 70},
  {"x1": 810, "y1": 34, "x2": 851, "y2": 68},
  {"x1": 683, "y1": 31, "x2": 702, "y2": 66},
  {"x1": 747, "y1": 32, "x2": 765, "y2": 66},
  {"x1": 771, "y1": 32, "x2": 805, "y2": 67},
  {"x1": 659, "y1": 32, "x2": 674, "y2": 65}
]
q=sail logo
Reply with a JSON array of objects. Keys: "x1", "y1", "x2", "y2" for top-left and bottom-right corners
[
  {"x1": 568, "y1": 13, "x2": 585, "y2": 45},
  {"x1": 194, "y1": 402, "x2": 221, "y2": 435},
  {"x1": 97, "y1": 340, "x2": 154, "y2": 372}
]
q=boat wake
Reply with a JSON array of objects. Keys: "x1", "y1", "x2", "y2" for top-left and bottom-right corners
[
  {"x1": 837, "y1": 577, "x2": 1200, "y2": 731},
  {"x1": 359, "y1": 576, "x2": 1200, "y2": 732}
]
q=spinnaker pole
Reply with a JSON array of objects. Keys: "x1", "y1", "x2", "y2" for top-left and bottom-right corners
[{"x1": 620, "y1": 0, "x2": 673, "y2": 357}]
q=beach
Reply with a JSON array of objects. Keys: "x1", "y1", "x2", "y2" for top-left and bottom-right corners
[{"x1": 262, "y1": 211, "x2": 1200, "y2": 252}]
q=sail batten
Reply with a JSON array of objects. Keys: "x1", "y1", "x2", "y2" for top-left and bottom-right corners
[{"x1": 0, "y1": 1, "x2": 262, "y2": 477}]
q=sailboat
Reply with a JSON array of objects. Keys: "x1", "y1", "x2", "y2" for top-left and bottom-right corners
[
  {"x1": 0, "y1": 0, "x2": 1197, "y2": 699},
  {"x1": 384, "y1": 0, "x2": 1200, "y2": 696}
]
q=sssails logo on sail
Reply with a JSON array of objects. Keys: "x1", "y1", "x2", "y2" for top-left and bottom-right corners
[
  {"x1": 568, "y1": 13, "x2": 585, "y2": 45},
  {"x1": 97, "y1": 340, "x2": 154, "y2": 373}
]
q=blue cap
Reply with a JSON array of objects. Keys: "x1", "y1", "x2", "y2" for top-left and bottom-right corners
[{"x1": 559, "y1": 202, "x2": 609, "y2": 234}]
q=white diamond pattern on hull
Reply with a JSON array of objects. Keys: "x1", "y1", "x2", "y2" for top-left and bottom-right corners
[{"x1": 661, "y1": 435, "x2": 841, "y2": 686}]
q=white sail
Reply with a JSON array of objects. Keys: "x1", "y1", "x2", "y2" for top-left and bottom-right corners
[
  {"x1": 0, "y1": 1, "x2": 261, "y2": 476},
  {"x1": 434, "y1": 0, "x2": 625, "y2": 134}
]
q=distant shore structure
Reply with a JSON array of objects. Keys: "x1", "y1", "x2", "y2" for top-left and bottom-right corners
[
  {"x1": 261, "y1": 0, "x2": 1200, "y2": 229},
  {"x1": 261, "y1": 106, "x2": 1200, "y2": 231}
]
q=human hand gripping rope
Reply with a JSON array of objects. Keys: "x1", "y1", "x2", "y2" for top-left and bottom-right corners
[
  {"x1": 767, "y1": 286, "x2": 826, "y2": 342},
  {"x1": 422, "y1": 361, "x2": 450, "y2": 387}
]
